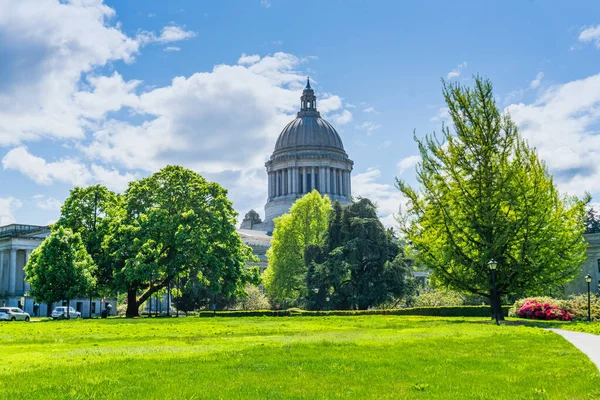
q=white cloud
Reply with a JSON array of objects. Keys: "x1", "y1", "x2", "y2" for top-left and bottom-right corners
[
  {"x1": 32, "y1": 195, "x2": 62, "y2": 211},
  {"x1": 506, "y1": 72, "x2": 600, "y2": 196},
  {"x1": 2, "y1": 147, "x2": 136, "y2": 191},
  {"x1": 2, "y1": 147, "x2": 91, "y2": 186},
  {"x1": 260, "y1": 0, "x2": 271, "y2": 8},
  {"x1": 352, "y1": 168, "x2": 405, "y2": 229},
  {"x1": 379, "y1": 140, "x2": 392, "y2": 149},
  {"x1": 579, "y1": 25, "x2": 600, "y2": 48},
  {"x1": 137, "y1": 25, "x2": 196, "y2": 45},
  {"x1": 318, "y1": 95, "x2": 343, "y2": 113},
  {"x1": 238, "y1": 53, "x2": 261, "y2": 65},
  {"x1": 0, "y1": 1, "x2": 358, "y2": 222},
  {"x1": 397, "y1": 155, "x2": 421, "y2": 175},
  {"x1": 330, "y1": 110, "x2": 353, "y2": 125},
  {"x1": 356, "y1": 121, "x2": 381, "y2": 135},
  {"x1": 0, "y1": 197, "x2": 22, "y2": 226},
  {"x1": 431, "y1": 107, "x2": 450, "y2": 122},
  {"x1": 447, "y1": 62, "x2": 467, "y2": 79},
  {"x1": 530, "y1": 72, "x2": 544, "y2": 89},
  {"x1": 90, "y1": 165, "x2": 138, "y2": 192},
  {"x1": 164, "y1": 46, "x2": 181, "y2": 52},
  {"x1": 363, "y1": 106, "x2": 378, "y2": 114}
]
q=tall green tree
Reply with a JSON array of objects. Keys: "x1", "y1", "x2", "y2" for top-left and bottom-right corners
[
  {"x1": 107, "y1": 165, "x2": 258, "y2": 318},
  {"x1": 397, "y1": 77, "x2": 587, "y2": 321},
  {"x1": 263, "y1": 190, "x2": 331, "y2": 304},
  {"x1": 305, "y1": 199, "x2": 413, "y2": 310},
  {"x1": 54, "y1": 185, "x2": 119, "y2": 293},
  {"x1": 585, "y1": 207, "x2": 600, "y2": 234},
  {"x1": 25, "y1": 227, "x2": 97, "y2": 318}
]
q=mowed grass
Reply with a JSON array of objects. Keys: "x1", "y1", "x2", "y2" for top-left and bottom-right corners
[{"x1": 0, "y1": 316, "x2": 598, "y2": 399}]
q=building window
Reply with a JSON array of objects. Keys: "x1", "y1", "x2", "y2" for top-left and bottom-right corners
[{"x1": 315, "y1": 173, "x2": 319, "y2": 192}]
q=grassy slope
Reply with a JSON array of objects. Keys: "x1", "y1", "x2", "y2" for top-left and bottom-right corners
[{"x1": 0, "y1": 316, "x2": 598, "y2": 399}]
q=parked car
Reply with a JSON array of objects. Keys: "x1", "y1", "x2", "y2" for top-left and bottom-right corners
[
  {"x1": 0, "y1": 307, "x2": 30, "y2": 322},
  {"x1": 51, "y1": 306, "x2": 81, "y2": 320}
]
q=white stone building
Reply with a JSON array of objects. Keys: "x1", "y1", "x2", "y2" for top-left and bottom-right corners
[{"x1": 0, "y1": 224, "x2": 115, "y2": 317}]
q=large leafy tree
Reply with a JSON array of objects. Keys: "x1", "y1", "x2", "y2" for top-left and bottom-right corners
[
  {"x1": 54, "y1": 185, "x2": 119, "y2": 293},
  {"x1": 107, "y1": 165, "x2": 258, "y2": 318},
  {"x1": 25, "y1": 227, "x2": 97, "y2": 317},
  {"x1": 263, "y1": 190, "x2": 331, "y2": 304},
  {"x1": 305, "y1": 199, "x2": 413, "y2": 310},
  {"x1": 397, "y1": 77, "x2": 587, "y2": 320}
]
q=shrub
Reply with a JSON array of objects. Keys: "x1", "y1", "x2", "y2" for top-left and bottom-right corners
[
  {"x1": 517, "y1": 300, "x2": 572, "y2": 321},
  {"x1": 235, "y1": 285, "x2": 271, "y2": 311},
  {"x1": 198, "y1": 306, "x2": 509, "y2": 318},
  {"x1": 508, "y1": 297, "x2": 560, "y2": 318},
  {"x1": 510, "y1": 295, "x2": 600, "y2": 322},
  {"x1": 413, "y1": 290, "x2": 465, "y2": 307}
]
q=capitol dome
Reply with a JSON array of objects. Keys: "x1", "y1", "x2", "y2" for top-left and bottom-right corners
[
  {"x1": 273, "y1": 111, "x2": 345, "y2": 155},
  {"x1": 243, "y1": 78, "x2": 354, "y2": 232}
]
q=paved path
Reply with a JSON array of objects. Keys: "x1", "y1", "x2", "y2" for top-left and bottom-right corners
[{"x1": 548, "y1": 328, "x2": 600, "y2": 370}]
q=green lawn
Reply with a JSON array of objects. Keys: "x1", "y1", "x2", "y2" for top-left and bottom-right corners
[{"x1": 0, "y1": 316, "x2": 598, "y2": 399}]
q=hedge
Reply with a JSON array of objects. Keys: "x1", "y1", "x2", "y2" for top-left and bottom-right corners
[{"x1": 198, "y1": 305, "x2": 510, "y2": 318}]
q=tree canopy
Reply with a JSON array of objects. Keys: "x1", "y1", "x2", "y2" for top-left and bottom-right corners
[
  {"x1": 397, "y1": 76, "x2": 587, "y2": 319},
  {"x1": 106, "y1": 165, "x2": 258, "y2": 317},
  {"x1": 54, "y1": 185, "x2": 119, "y2": 293},
  {"x1": 305, "y1": 199, "x2": 413, "y2": 310},
  {"x1": 263, "y1": 190, "x2": 331, "y2": 304},
  {"x1": 25, "y1": 227, "x2": 96, "y2": 316}
]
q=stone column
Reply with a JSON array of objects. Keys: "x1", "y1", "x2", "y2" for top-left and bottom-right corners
[
  {"x1": 348, "y1": 170, "x2": 352, "y2": 196},
  {"x1": 24, "y1": 250, "x2": 31, "y2": 293},
  {"x1": 0, "y1": 250, "x2": 4, "y2": 296},
  {"x1": 288, "y1": 168, "x2": 292, "y2": 195},
  {"x1": 268, "y1": 172, "x2": 272, "y2": 198},
  {"x1": 343, "y1": 171, "x2": 348, "y2": 196},
  {"x1": 302, "y1": 167, "x2": 307, "y2": 194},
  {"x1": 311, "y1": 167, "x2": 315, "y2": 192},
  {"x1": 292, "y1": 167, "x2": 297, "y2": 194},
  {"x1": 337, "y1": 169, "x2": 342, "y2": 195},
  {"x1": 8, "y1": 249, "x2": 16, "y2": 295},
  {"x1": 325, "y1": 167, "x2": 330, "y2": 195}
]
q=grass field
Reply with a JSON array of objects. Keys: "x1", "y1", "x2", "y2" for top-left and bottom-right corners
[{"x1": 0, "y1": 316, "x2": 598, "y2": 399}]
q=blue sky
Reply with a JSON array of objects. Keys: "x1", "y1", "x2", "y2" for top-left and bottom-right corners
[{"x1": 2, "y1": 0, "x2": 600, "y2": 227}]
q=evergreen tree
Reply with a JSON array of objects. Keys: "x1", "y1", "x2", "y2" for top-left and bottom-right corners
[
  {"x1": 397, "y1": 77, "x2": 587, "y2": 321},
  {"x1": 585, "y1": 207, "x2": 600, "y2": 234},
  {"x1": 306, "y1": 199, "x2": 413, "y2": 310}
]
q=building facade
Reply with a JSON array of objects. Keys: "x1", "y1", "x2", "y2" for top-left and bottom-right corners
[
  {"x1": 565, "y1": 233, "x2": 600, "y2": 295},
  {"x1": 0, "y1": 224, "x2": 115, "y2": 317},
  {"x1": 241, "y1": 78, "x2": 353, "y2": 232}
]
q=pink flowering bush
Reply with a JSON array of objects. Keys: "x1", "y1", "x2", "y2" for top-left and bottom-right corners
[{"x1": 517, "y1": 300, "x2": 573, "y2": 321}]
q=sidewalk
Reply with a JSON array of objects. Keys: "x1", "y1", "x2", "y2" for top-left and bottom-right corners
[{"x1": 548, "y1": 328, "x2": 600, "y2": 370}]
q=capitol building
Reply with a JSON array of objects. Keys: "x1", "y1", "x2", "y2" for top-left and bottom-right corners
[{"x1": 240, "y1": 79, "x2": 353, "y2": 232}]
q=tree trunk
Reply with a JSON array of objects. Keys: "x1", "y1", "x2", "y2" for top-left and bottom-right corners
[
  {"x1": 489, "y1": 291, "x2": 505, "y2": 322},
  {"x1": 126, "y1": 288, "x2": 139, "y2": 318}
]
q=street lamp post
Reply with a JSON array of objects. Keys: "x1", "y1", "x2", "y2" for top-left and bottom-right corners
[
  {"x1": 23, "y1": 292, "x2": 28, "y2": 314},
  {"x1": 488, "y1": 259, "x2": 499, "y2": 326},
  {"x1": 585, "y1": 274, "x2": 592, "y2": 323},
  {"x1": 313, "y1": 288, "x2": 319, "y2": 310}
]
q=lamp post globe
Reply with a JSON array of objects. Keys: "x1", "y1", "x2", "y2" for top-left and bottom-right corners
[
  {"x1": 585, "y1": 274, "x2": 592, "y2": 322},
  {"x1": 488, "y1": 259, "x2": 499, "y2": 325}
]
